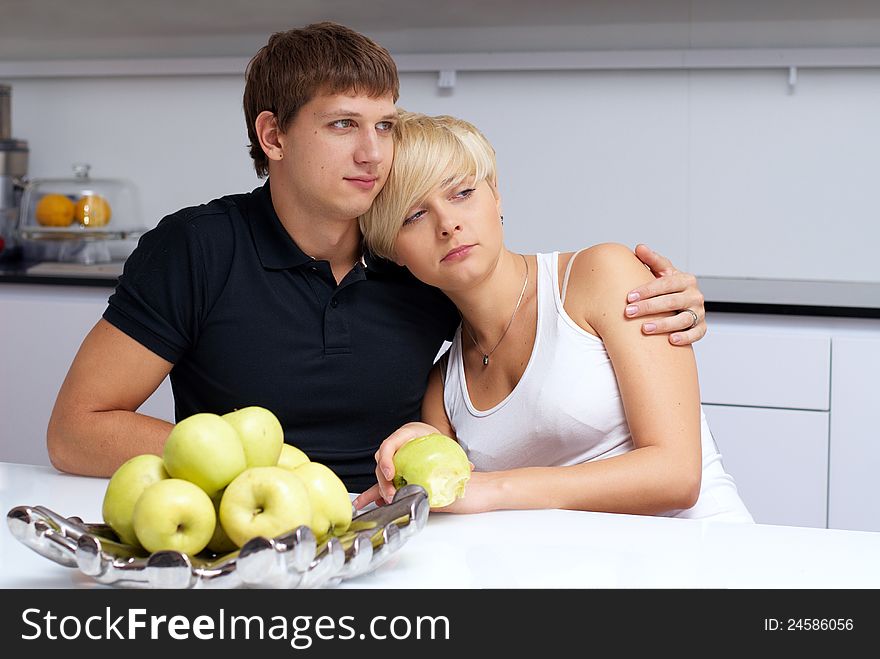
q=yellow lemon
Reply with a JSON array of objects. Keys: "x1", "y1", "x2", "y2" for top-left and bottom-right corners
[
  {"x1": 75, "y1": 194, "x2": 112, "y2": 227},
  {"x1": 34, "y1": 194, "x2": 75, "y2": 227}
]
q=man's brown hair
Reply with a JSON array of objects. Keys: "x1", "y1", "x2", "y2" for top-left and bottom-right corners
[{"x1": 243, "y1": 22, "x2": 400, "y2": 177}]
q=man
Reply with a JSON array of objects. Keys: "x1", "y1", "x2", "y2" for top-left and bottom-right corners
[{"x1": 47, "y1": 22, "x2": 707, "y2": 493}]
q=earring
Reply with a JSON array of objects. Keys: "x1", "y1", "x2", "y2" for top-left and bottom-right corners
[{"x1": 500, "y1": 215, "x2": 504, "y2": 225}]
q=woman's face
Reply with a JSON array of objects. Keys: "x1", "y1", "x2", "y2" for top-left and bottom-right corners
[{"x1": 392, "y1": 177, "x2": 504, "y2": 291}]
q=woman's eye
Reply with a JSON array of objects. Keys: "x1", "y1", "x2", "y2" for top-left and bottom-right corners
[
  {"x1": 331, "y1": 119, "x2": 354, "y2": 129},
  {"x1": 454, "y1": 188, "x2": 476, "y2": 199},
  {"x1": 403, "y1": 210, "x2": 426, "y2": 226}
]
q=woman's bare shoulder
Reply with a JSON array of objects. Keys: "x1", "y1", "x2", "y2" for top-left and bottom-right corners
[
  {"x1": 563, "y1": 243, "x2": 654, "y2": 314},
  {"x1": 562, "y1": 243, "x2": 648, "y2": 283}
]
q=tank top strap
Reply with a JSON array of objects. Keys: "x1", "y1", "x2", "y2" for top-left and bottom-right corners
[
  {"x1": 560, "y1": 247, "x2": 592, "y2": 304},
  {"x1": 535, "y1": 252, "x2": 557, "y2": 323},
  {"x1": 437, "y1": 349, "x2": 450, "y2": 389}
]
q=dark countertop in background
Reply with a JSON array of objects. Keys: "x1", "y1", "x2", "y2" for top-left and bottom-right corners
[
  {"x1": 698, "y1": 276, "x2": 880, "y2": 318},
  {"x1": 2, "y1": 261, "x2": 879, "y2": 318},
  {"x1": 0, "y1": 260, "x2": 124, "y2": 287}
]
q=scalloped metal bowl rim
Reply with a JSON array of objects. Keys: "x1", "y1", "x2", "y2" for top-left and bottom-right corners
[{"x1": 6, "y1": 484, "x2": 429, "y2": 589}]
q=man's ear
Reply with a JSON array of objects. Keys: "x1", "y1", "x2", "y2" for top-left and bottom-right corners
[{"x1": 255, "y1": 111, "x2": 285, "y2": 163}]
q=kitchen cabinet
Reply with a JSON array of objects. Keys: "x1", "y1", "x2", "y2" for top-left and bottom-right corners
[
  {"x1": 0, "y1": 283, "x2": 173, "y2": 467},
  {"x1": 695, "y1": 318, "x2": 831, "y2": 528},
  {"x1": 695, "y1": 312, "x2": 880, "y2": 531},
  {"x1": 696, "y1": 329, "x2": 830, "y2": 411},
  {"x1": 702, "y1": 404, "x2": 829, "y2": 528},
  {"x1": 828, "y1": 335, "x2": 880, "y2": 532}
]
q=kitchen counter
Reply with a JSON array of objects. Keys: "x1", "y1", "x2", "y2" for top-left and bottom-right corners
[
  {"x1": 2, "y1": 262, "x2": 878, "y2": 317},
  {"x1": 2, "y1": 461, "x2": 879, "y2": 588},
  {"x1": 0, "y1": 259, "x2": 123, "y2": 287},
  {"x1": 700, "y1": 276, "x2": 880, "y2": 318}
]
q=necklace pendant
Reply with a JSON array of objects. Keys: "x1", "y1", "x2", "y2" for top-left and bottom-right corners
[{"x1": 482, "y1": 355, "x2": 490, "y2": 366}]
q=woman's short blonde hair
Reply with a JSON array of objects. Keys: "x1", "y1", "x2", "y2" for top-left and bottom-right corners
[{"x1": 360, "y1": 111, "x2": 497, "y2": 260}]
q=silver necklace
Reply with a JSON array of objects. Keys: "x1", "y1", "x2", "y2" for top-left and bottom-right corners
[{"x1": 462, "y1": 254, "x2": 529, "y2": 366}]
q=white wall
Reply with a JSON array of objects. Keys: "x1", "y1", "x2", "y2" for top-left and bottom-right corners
[
  {"x1": 7, "y1": 75, "x2": 259, "y2": 226},
  {"x1": 4, "y1": 63, "x2": 879, "y2": 283}
]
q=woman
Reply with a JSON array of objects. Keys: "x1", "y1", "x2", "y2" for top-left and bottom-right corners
[{"x1": 354, "y1": 111, "x2": 752, "y2": 522}]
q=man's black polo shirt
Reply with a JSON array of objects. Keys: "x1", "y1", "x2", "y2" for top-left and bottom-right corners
[{"x1": 104, "y1": 181, "x2": 459, "y2": 492}]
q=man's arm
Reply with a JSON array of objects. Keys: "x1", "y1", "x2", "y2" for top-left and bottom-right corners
[
  {"x1": 626, "y1": 244, "x2": 707, "y2": 346},
  {"x1": 46, "y1": 319, "x2": 175, "y2": 477}
]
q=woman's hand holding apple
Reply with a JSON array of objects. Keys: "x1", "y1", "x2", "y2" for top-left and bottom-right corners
[{"x1": 353, "y1": 424, "x2": 472, "y2": 511}]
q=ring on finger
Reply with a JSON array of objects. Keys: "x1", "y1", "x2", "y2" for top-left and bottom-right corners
[{"x1": 681, "y1": 308, "x2": 699, "y2": 330}]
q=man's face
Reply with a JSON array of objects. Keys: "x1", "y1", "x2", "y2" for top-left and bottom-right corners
[{"x1": 278, "y1": 92, "x2": 397, "y2": 222}]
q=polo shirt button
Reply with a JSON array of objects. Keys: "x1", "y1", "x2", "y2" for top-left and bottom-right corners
[{"x1": 330, "y1": 298, "x2": 339, "y2": 308}]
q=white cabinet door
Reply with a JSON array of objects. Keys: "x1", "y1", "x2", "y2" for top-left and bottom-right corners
[
  {"x1": 694, "y1": 328, "x2": 830, "y2": 411},
  {"x1": 0, "y1": 285, "x2": 107, "y2": 466},
  {"x1": 828, "y1": 336, "x2": 880, "y2": 532},
  {"x1": 0, "y1": 284, "x2": 174, "y2": 467},
  {"x1": 702, "y1": 404, "x2": 829, "y2": 528}
]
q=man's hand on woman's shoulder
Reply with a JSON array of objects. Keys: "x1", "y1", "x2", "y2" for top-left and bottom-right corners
[{"x1": 625, "y1": 243, "x2": 707, "y2": 346}]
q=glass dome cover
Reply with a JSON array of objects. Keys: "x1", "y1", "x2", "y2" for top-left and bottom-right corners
[{"x1": 18, "y1": 163, "x2": 144, "y2": 240}]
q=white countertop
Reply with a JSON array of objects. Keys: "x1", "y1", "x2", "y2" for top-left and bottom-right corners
[{"x1": 2, "y1": 462, "x2": 879, "y2": 589}]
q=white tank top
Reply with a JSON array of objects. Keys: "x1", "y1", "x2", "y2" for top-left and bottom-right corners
[{"x1": 443, "y1": 251, "x2": 753, "y2": 523}]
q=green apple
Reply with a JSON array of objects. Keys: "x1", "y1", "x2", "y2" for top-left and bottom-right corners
[
  {"x1": 101, "y1": 453, "x2": 169, "y2": 547},
  {"x1": 163, "y1": 412, "x2": 247, "y2": 495},
  {"x1": 222, "y1": 406, "x2": 284, "y2": 468},
  {"x1": 219, "y1": 466, "x2": 313, "y2": 548},
  {"x1": 293, "y1": 461, "x2": 352, "y2": 539},
  {"x1": 276, "y1": 443, "x2": 310, "y2": 471},
  {"x1": 392, "y1": 433, "x2": 471, "y2": 507},
  {"x1": 132, "y1": 478, "x2": 216, "y2": 555},
  {"x1": 205, "y1": 488, "x2": 238, "y2": 555}
]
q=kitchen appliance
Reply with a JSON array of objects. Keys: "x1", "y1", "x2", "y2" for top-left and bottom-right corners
[
  {"x1": 18, "y1": 162, "x2": 145, "y2": 264},
  {"x1": 0, "y1": 84, "x2": 29, "y2": 261}
]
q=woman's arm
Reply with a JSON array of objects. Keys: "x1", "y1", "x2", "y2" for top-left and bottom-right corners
[
  {"x1": 420, "y1": 360, "x2": 457, "y2": 437},
  {"x1": 439, "y1": 244, "x2": 704, "y2": 515}
]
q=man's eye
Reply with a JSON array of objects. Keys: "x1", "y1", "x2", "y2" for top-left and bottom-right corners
[
  {"x1": 403, "y1": 210, "x2": 426, "y2": 226},
  {"x1": 331, "y1": 119, "x2": 354, "y2": 129},
  {"x1": 376, "y1": 121, "x2": 394, "y2": 132}
]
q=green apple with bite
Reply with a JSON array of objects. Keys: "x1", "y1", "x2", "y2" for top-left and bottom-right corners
[
  {"x1": 293, "y1": 461, "x2": 352, "y2": 539},
  {"x1": 222, "y1": 406, "x2": 284, "y2": 468},
  {"x1": 276, "y1": 443, "x2": 310, "y2": 471},
  {"x1": 392, "y1": 433, "x2": 471, "y2": 507},
  {"x1": 219, "y1": 466, "x2": 313, "y2": 547},
  {"x1": 163, "y1": 412, "x2": 247, "y2": 495},
  {"x1": 132, "y1": 478, "x2": 216, "y2": 555},
  {"x1": 102, "y1": 453, "x2": 169, "y2": 547}
]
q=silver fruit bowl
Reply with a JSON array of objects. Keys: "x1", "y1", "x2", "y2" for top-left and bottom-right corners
[{"x1": 6, "y1": 484, "x2": 428, "y2": 589}]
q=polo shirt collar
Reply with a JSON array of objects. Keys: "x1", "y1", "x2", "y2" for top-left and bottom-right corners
[
  {"x1": 248, "y1": 180, "x2": 314, "y2": 270},
  {"x1": 248, "y1": 179, "x2": 404, "y2": 276}
]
